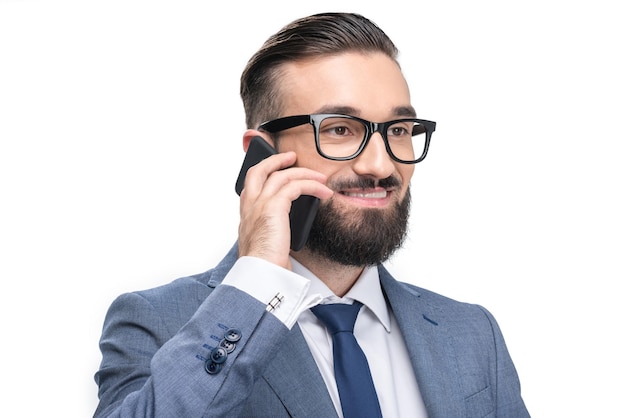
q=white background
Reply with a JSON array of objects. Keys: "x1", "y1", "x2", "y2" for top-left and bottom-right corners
[{"x1": 1, "y1": 1, "x2": 624, "y2": 416}]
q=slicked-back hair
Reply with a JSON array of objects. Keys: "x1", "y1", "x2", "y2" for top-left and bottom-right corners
[{"x1": 240, "y1": 12, "x2": 399, "y2": 129}]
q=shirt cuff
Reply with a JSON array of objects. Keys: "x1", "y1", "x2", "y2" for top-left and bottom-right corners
[{"x1": 221, "y1": 256, "x2": 322, "y2": 329}]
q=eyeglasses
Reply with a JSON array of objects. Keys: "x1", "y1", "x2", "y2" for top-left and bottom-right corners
[{"x1": 258, "y1": 113, "x2": 436, "y2": 164}]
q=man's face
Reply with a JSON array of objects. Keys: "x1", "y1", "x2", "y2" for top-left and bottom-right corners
[{"x1": 274, "y1": 52, "x2": 416, "y2": 265}]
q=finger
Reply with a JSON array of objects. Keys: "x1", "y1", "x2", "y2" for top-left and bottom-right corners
[{"x1": 241, "y1": 152, "x2": 297, "y2": 199}]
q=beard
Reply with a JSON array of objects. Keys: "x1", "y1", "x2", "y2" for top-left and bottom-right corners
[{"x1": 304, "y1": 176, "x2": 411, "y2": 267}]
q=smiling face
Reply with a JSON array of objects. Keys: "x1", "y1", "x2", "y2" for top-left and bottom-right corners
[
  {"x1": 275, "y1": 51, "x2": 415, "y2": 204},
  {"x1": 271, "y1": 52, "x2": 416, "y2": 265}
]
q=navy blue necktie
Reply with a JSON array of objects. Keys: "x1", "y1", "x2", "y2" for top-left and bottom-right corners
[{"x1": 311, "y1": 302, "x2": 383, "y2": 418}]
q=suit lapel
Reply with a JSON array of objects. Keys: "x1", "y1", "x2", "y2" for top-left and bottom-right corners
[
  {"x1": 262, "y1": 324, "x2": 339, "y2": 417},
  {"x1": 379, "y1": 266, "x2": 465, "y2": 418}
]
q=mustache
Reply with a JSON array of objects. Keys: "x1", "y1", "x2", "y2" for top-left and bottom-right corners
[{"x1": 328, "y1": 175, "x2": 401, "y2": 190}]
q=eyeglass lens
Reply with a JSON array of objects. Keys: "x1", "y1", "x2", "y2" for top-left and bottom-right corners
[{"x1": 317, "y1": 116, "x2": 427, "y2": 162}]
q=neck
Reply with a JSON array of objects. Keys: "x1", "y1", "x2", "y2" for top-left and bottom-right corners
[{"x1": 291, "y1": 248, "x2": 366, "y2": 297}]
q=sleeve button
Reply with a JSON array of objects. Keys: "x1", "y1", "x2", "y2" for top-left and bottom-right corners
[
  {"x1": 219, "y1": 339, "x2": 236, "y2": 353},
  {"x1": 224, "y1": 328, "x2": 242, "y2": 343},
  {"x1": 205, "y1": 360, "x2": 222, "y2": 374},
  {"x1": 210, "y1": 347, "x2": 228, "y2": 364}
]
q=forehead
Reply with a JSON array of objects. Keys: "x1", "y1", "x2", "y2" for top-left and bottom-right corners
[{"x1": 277, "y1": 52, "x2": 412, "y2": 119}]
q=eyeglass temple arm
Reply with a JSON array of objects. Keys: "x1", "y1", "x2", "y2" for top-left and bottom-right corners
[{"x1": 258, "y1": 115, "x2": 311, "y2": 133}]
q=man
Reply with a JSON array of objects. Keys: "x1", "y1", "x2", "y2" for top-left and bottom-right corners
[{"x1": 94, "y1": 12, "x2": 529, "y2": 417}]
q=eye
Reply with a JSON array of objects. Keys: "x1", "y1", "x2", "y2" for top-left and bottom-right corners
[
  {"x1": 329, "y1": 125, "x2": 350, "y2": 136},
  {"x1": 387, "y1": 122, "x2": 413, "y2": 138},
  {"x1": 320, "y1": 117, "x2": 363, "y2": 138},
  {"x1": 390, "y1": 126, "x2": 409, "y2": 136}
]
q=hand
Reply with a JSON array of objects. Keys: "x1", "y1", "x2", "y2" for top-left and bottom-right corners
[{"x1": 237, "y1": 151, "x2": 333, "y2": 269}]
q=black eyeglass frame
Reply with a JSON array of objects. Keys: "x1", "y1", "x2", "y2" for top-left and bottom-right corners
[{"x1": 258, "y1": 113, "x2": 436, "y2": 164}]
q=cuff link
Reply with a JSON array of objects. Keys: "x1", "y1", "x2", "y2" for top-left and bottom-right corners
[{"x1": 266, "y1": 292, "x2": 284, "y2": 312}]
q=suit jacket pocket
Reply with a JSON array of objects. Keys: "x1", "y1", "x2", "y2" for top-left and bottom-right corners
[{"x1": 465, "y1": 386, "x2": 495, "y2": 418}]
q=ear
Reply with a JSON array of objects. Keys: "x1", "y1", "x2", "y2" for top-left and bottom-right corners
[{"x1": 243, "y1": 129, "x2": 275, "y2": 152}]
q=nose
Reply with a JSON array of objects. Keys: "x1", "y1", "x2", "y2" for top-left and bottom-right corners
[{"x1": 351, "y1": 132, "x2": 395, "y2": 179}]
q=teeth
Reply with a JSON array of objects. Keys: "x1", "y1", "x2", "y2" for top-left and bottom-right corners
[{"x1": 344, "y1": 191, "x2": 387, "y2": 198}]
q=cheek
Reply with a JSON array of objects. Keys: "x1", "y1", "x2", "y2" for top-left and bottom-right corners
[
  {"x1": 292, "y1": 147, "x2": 345, "y2": 176},
  {"x1": 276, "y1": 136, "x2": 322, "y2": 167},
  {"x1": 307, "y1": 162, "x2": 347, "y2": 182},
  {"x1": 398, "y1": 165, "x2": 414, "y2": 189}
]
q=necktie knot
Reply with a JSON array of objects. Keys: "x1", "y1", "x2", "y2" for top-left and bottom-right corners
[{"x1": 310, "y1": 301, "x2": 363, "y2": 334}]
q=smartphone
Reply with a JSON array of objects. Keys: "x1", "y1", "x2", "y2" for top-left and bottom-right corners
[{"x1": 235, "y1": 136, "x2": 320, "y2": 251}]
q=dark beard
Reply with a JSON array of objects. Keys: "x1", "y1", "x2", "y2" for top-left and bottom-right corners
[{"x1": 304, "y1": 177, "x2": 411, "y2": 267}]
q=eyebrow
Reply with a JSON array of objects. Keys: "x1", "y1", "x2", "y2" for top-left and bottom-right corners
[
  {"x1": 314, "y1": 105, "x2": 417, "y2": 119},
  {"x1": 394, "y1": 106, "x2": 417, "y2": 118}
]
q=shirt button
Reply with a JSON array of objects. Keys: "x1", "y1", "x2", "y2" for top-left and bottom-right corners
[
  {"x1": 210, "y1": 347, "x2": 228, "y2": 364},
  {"x1": 224, "y1": 328, "x2": 242, "y2": 343}
]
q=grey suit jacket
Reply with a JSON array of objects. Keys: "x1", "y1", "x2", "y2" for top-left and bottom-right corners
[{"x1": 94, "y1": 244, "x2": 529, "y2": 417}]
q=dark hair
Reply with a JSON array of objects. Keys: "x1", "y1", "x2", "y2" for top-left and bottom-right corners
[{"x1": 240, "y1": 12, "x2": 399, "y2": 129}]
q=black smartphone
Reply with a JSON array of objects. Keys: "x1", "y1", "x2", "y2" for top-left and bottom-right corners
[{"x1": 235, "y1": 136, "x2": 320, "y2": 251}]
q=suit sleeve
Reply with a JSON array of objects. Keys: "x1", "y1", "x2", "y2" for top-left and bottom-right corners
[
  {"x1": 94, "y1": 284, "x2": 289, "y2": 418},
  {"x1": 478, "y1": 306, "x2": 531, "y2": 418}
]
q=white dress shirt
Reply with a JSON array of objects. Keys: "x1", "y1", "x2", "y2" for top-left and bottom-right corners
[{"x1": 223, "y1": 256, "x2": 427, "y2": 418}]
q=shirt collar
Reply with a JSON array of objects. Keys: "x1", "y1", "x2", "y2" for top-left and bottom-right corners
[{"x1": 291, "y1": 257, "x2": 391, "y2": 333}]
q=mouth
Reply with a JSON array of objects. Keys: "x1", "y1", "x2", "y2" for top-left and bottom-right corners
[
  {"x1": 330, "y1": 176, "x2": 401, "y2": 208},
  {"x1": 340, "y1": 189, "x2": 389, "y2": 199},
  {"x1": 336, "y1": 187, "x2": 393, "y2": 207}
]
